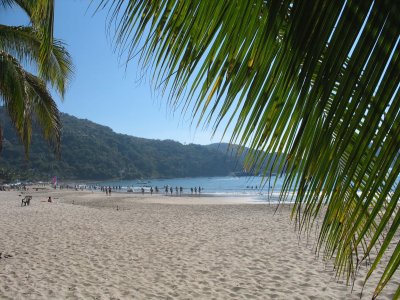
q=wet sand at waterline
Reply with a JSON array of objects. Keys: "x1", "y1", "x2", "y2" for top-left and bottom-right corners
[{"x1": 0, "y1": 188, "x2": 398, "y2": 299}]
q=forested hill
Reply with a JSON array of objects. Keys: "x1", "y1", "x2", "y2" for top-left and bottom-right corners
[{"x1": 0, "y1": 109, "x2": 272, "y2": 181}]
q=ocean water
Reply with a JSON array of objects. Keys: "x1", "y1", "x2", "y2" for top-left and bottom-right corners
[
  {"x1": 85, "y1": 174, "x2": 399, "y2": 203},
  {"x1": 94, "y1": 176, "x2": 288, "y2": 200}
]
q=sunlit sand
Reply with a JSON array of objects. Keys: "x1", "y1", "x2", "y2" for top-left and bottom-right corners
[{"x1": 0, "y1": 187, "x2": 398, "y2": 299}]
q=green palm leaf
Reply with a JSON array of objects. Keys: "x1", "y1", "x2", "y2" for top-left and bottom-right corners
[
  {"x1": 0, "y1": 0, "x2": 73, "y2": 155},
  {"x1": 12, "y1": 0, "x2": 55, "y2": 76},
  {"x1": 98, "y1": 0, "x2": 400, "y2": 297},
  {"x1": 0, "y1": 51, "x2": 61, "y2": 155},
  {"x1": 0, "y1": 25, "x2": 73, "y2": 96}
]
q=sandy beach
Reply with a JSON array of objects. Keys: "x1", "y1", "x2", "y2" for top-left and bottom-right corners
[{"x1": 0, "y1": 187, "x2": 398, "y2": 299}]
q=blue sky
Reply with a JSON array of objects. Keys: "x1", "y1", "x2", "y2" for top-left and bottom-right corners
[{"x1": 1, "y1": 1, "x2": 231, "y2": 145}]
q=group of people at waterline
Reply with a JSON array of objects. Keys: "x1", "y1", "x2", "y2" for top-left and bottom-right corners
[
  {"x1": 164, "y1": 185, "x2": 202, "y2": 195},
  {"x1": 99, "y1": 185, "x2": 203, "y2": 196},
  {"x1": 52, "y1": 183, "x2": 203, "y2": 196}
]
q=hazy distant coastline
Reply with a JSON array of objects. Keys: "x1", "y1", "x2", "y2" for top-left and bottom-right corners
[{"x1": 0, "y1": 108, "x2": 284, "y2": 183}]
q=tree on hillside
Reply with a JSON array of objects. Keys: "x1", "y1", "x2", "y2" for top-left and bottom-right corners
[
  {"x1": 0, "y1": 0, "x2": 73, "y2": 156},
  {"x1": 97, "y1": 0, "x2": 399, "y2": 297}
]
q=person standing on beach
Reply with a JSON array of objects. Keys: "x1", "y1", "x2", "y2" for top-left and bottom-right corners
[
  {"x1": 108, "y1": 186, "x2": 112, "y2": 196},
  {"x1": 106, "y1": 187, "x2": 108, "y2": 196}
]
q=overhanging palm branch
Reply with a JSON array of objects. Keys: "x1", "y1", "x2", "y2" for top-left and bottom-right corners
[
  {"x1": 10, "y1": 0, "x2": 55, "y2": 77},
  {"x1": 0, "y1": 51, "x2": 61, "y2": 155},
  {"x1": 0, "y1": 25, "x2": 73, "y2": 96},
  {"x1": 0, "y1": 0, "x2": 73, "y2": 155},
  {"x1": 97, "y1": 0, "x2": 400, "y2": 297}
]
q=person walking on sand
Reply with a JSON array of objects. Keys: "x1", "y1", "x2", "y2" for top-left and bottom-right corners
[
  {"x1": 106, "y1": 187, "x2": 108, "y2": 196},
  {"x1": 150, "y1": 187, "x2": 153, "y2": 195},
  {"x1": 109, "y1": 186, "x2": 112, "y2": 196}
]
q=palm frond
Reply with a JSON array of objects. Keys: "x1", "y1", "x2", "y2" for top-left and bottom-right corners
[
  {"x1": 24, "y1": 71, "x2": 61, "y2": 155},
  {"x1": 10, "y1": 0, "x2": 56, "y2": 83},
  {"x1": 1, "y1": 0, "x2": 72, "y2": 156},
  {"x1": 98, "y1": 0, "x2": 400, "y2": 297},
  {"x1": 0, "y1": 51, "x2": 61, "y2": 156},
  {"x1": 0, "y1": 25, "x2": 73, "y2": 97},
  {"x1": 0, "y1": 50, "x2": 26, "y2": 139}
]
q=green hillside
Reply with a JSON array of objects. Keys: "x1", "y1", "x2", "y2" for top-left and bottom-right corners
[{"x1": 0, "y1": 109, "x2": 248, "y2": 181}]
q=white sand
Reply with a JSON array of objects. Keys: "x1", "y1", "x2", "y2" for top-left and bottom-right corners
[{"x1": 0, "y1": 187, "x2": 398, "y2": 299}]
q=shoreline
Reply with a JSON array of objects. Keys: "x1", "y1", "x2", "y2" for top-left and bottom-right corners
[{"x1": 0, "y1": 188, "x2": 398, "y2": 299}]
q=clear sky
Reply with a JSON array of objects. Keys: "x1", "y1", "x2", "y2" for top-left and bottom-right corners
[{"x1": 1, "y1": 1, "x2": 231, "y2": 145}]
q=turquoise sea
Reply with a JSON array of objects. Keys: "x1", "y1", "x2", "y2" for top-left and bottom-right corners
[
  {"x1": 80, "y1": 174, "x2": 398, "y2": 203},
  {"x1": 93, "y1": 176, "x2": 288, "y2": 201}
]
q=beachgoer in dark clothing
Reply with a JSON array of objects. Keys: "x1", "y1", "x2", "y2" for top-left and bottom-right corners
[
  {"x1": 180, "y1": 187, "x2": 183, "y2": 195},
  {"x1": 170, "y1": 187, "x2": 173, "y2": 194},
  {"x1": 191, "y1": 187, "x2": 193, "y2": 194},
  {"x1": 150, "y1": 187, "x2": 153, "y2": 195},
  {"x1": 194, "y1": 187, "x2": 197, "y2": 193},
  {"x1": 109, "y1": 186, "x2": 112, "y2": 195}
]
